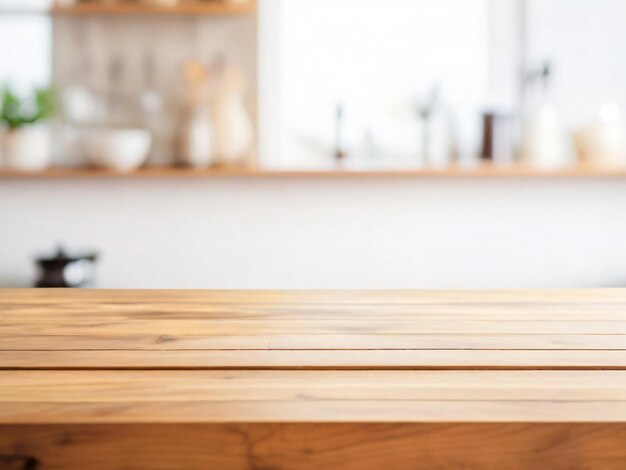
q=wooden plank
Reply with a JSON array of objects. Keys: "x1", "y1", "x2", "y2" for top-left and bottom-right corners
[
  {"x1": 2, "y1": 423, "x2": 626, "y2": 470},
  {"x1": 4, "y1": 308, "x2": 626, "y2": 321},
  {"x1": 2, "y1": 371, "x2": 626, "y2": 424},
  {"x1": 4, "y1": 288, "x2": 626, "y2": 306},
  {"x1": 2, "y1": 349, "x2": 625, "y2": 370},
  {"x1": 0, "y1": 289, "x2": 626, "y2": 307},
  {"x1": 2, "y1": 289, "x2": 626, "y2": 363},
  {"x1": 2, "y1": 333, "x2": 625, "y2": 351},
  {"x1": 4, "y1": 290, "x2": 626, "y2": 323},
  {"x1": 4, "y1": 319, "x2": 626, "y2": 335},
  {"x1": 4, "y1": 370, "x2": 626, "y2": 402},
  {"x1": 4, "y1": 400, "x2": 626, "y2": 424}
]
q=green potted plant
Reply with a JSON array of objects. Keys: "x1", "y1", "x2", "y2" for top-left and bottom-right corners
[{"x1": 1, "y1": 86, "x2": 55, "y2": 171}]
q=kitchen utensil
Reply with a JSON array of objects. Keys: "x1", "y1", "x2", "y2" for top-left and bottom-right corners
[
  {"x1": 139, "y1": 47, "x2": 170, "y2": 166},
  {"x1": 107, "y1": 53, "x2": 126, "y2": 125},
  {"x1": 63, "y1": 23, "x2": 101, "y2": 125},
  {"x1": 418, "y1": 85, "x2": 455, "y2": 168},
  {"x1": 140, "y1": 49, "x2": 163, "y2": 115},
  {"x1": 520, "y1": 63, "x2": 570, "y2": 170},
  {"x1": 84, "y1": 128, "x2": 152, "y2": 171},
  {"x1": 334, "y1": 103, "x2": 348, "y2": 162},
  {"x1": 35, "y1": 246, "x2": 98, "y2": 288}
]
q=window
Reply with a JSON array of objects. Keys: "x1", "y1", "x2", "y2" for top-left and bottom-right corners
[
  {"x1": 0, "y1": 1, "x2": 51, "y2": 89},
  {"x1": 262, "y1": 0, "x2": 516, "y2": 168}
]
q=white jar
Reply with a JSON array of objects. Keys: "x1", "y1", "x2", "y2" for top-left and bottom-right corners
[
  {"x1": 179, "y1": 105, "x2": 214, "y2": 168},
  {"x1": 575, "y1": 103, "x2": 626, "y2": 168},
  {"x1": 2, "y1": 125, "x2": 52, "y2": 171},
  {"x1": 520, "y1": 105, "x2": 569, "y2": 170}
]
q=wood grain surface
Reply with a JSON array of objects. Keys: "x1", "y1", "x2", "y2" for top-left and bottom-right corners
[
  {"x1": 1, "y1": 290, "x2": 625, "y2": 468},
  {"x1": 2, "y1": 424, "x2": 626, "y2": 470},
  {"x1": 2, "y1": 370, "x2": 626, "y2": 424},
  {"x1": 2, "y1": 289, "x2": 626, "y2": 368}
]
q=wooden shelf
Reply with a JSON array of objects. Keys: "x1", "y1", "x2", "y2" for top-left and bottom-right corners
[
  {"x1": 3, "y1": 164, "x2": 626, "y2": 179},
  {"x1": 0, "y1": 1, "x2": 256, "y2": 16},
  {"x1": 50, "y1": 1, "x2": 256, "y2": 15},
  {"x1": 0, "y1": 166, "x2": 259, "y2": 179},
  {"x1": 0, "y1": 9, "x2": 47, "y2": 16}
]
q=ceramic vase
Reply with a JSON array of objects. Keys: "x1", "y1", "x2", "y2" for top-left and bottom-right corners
[{"x1": 212, "y1": 64, "x2": 254, "y2": 166}]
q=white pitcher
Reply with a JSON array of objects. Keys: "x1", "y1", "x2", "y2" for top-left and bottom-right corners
[{"x1": 178, "y1": 60, "x2": 214, "y2": 168}]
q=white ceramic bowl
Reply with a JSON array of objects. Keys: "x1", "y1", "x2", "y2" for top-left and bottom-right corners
[{"x1": 84, "y1": 128, "x2": 152, "y2": 171}]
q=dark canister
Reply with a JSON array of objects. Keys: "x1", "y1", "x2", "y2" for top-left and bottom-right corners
[{"x1": 480, "y1": 112, "x2": 515, "y2": 164}]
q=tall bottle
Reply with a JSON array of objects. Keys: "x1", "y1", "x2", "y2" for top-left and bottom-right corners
[
  {"x1": 419, "y1": 85, "x2": 456, "y2": 168},
  {"x1": 519, "y1": 63, "x2": 569, "y2": 170}
]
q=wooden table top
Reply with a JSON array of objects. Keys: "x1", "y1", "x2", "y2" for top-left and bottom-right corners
[{"x1": 1, "y1": 289, "x2": 626, "y2": 424}]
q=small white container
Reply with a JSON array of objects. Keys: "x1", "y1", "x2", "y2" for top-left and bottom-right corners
[
  {"x1": 84, "y1": 128, "x2": 152, "y2": 172},
  {"x1": 575, "y1": 103, "x2": 626, "y2": 168},
  {"x1": 520, "y1": 105, "x2": 569, "y2": 170},
  {"x1": 179, "y1": 105, "x2": 214, "y2": 168},
  {"x1": 1, "y1": 125, "x2": 52, "y2": 172}
]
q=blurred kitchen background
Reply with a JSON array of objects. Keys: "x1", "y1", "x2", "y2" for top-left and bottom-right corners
[{"x1": 2, "y1": 0, "x2": 626, "y2": 289}]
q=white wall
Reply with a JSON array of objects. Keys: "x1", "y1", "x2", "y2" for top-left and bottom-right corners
[
  {"x1": 3, "y1": 1, "x2": 626, "y2": 290},
  {"x1": 2, "y1": 178, "x2": 626, "y2": 289}
]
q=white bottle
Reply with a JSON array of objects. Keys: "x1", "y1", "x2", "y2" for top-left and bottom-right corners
[
  {"x1": 520, "y1": 63, "x2": 569, "y2": 170},
  {"x1": 427, "y1": 108, "x2": 454, "y2": 168},
  {"x1": 419, "y1": 86, "x2": 455, "y2": 168}
]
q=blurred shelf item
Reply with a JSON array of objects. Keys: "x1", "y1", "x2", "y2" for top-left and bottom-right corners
[
  {"x1": 3, "y1": 164, "x2": 626, "y2": 179},
  {"x1": 50, "y1": 0, "x2": 256, "y2": 15}
]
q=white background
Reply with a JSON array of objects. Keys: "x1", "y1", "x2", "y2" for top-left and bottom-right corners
[{"x1": 2, "y1": 0, "x2": 626, "y2": 289}]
